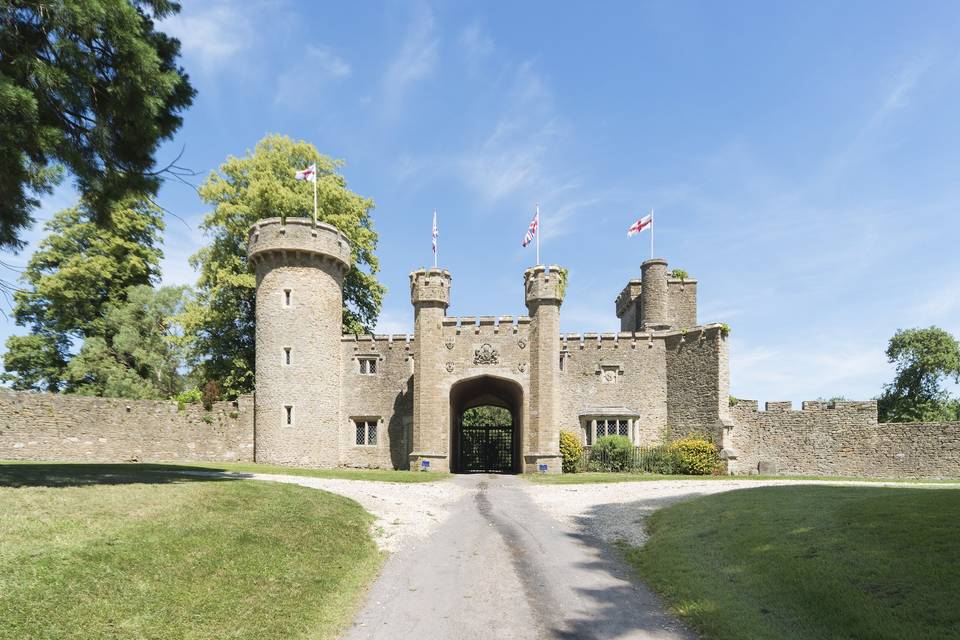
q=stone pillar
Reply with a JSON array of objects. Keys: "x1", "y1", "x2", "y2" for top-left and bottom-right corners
[
  {"x1": 409, "y1": 268, "x2": 452, "y2": 472},
  {"x1": 640, "y1": 258, "x2": 670, "y2": 330},
  {"x1": 523, "y1": 265, "x2": 566, "y2": 474},
  {"x1": 247, "y1": 218, "x2": 351, "y2": 467}
]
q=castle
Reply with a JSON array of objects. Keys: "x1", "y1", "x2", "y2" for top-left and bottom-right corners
[
  {"x1": 247, "y1": 217, "x2": 730, "y2": 473},
  {"x1": 2, "y1": 215, "x2": 957, "y2": 478}
]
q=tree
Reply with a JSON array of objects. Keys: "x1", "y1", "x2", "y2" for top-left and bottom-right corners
[
  {"x1": 65, "y1": 285, "x2": 190, "y2": 399},
  {"x1": 877, "y1": 327, "x2": 960, "y2": 423},
  {"x1": 184, "y1": 134, "x2": 385, "y2": 397},
  {"x1": 461, "y1": 406, "x2": 512, "y2": 427},
  {"x1": 0, "y1": 0, "x2": 195, "y2": 250},
  {"x1": 2, "y1": 196, "x2": 164, "y2": 390}
]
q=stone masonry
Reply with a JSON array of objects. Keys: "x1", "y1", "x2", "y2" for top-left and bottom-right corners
[{"x1": 3, "y1": 216, "x2": 958, "y2": 479}]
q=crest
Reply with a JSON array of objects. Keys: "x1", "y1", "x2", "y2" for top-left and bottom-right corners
[{"x1": 473, "y1": 343, "x2": 499, "y2": 365}]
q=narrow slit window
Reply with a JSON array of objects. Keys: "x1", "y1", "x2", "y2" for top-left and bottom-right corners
[
  {"x1": 283, "y1": 289, "x2": 291, "y2": 307},
  {"x1": 284, "y1": 405, "x2": 293, "y2": 425},
  {"x1": 284, "y1": 347, "x2": 291, "y2": 365}
]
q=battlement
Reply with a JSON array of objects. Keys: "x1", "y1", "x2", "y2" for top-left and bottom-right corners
[
  {"x1": 616, "y1": 261, "x2": 698, "y2": 331},
  {"x1": 441, "y1": 315, "x2": 531, "y2": 335},
  {"x1": 341, "y1": 333, "x2": 415, "y2": 346},
  {"x1": 523, "y1": 264, "x2": 567, "y2": 305},
  {"x1": 247, "y1": 217, "x2": 352, "y2": 273},
  {"x1": 562, "y1": 323, "x2": 725, "y2": 350},
  {"x1": 731, "y1": 399, "x2": 879, "y2": 414},
  {"x1": 409, "y1": 268, "x2": 452, "y2": 307}
]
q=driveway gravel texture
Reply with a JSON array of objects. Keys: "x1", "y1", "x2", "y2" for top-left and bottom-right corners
[{"x1": 192, "y1": 471, "x2": 958, "y2": 640}]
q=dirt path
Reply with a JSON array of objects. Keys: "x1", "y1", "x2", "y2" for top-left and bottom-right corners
[{"x1": 342, "y1": 474, "x2": 693, "y2": 640}]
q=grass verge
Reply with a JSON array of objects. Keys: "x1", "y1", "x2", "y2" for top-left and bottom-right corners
[
  {"x1": 0, "y1": 460, "x2": 449, "y2": 485},
  {"x1": 525, "y1": 471, "x2": 959, "y2": 484},
  {"x1": 623, "y1": 485, "x2": 960, "y2": 640},
  {"x1": 0, "y1": 465, "x2": 383, "y2": 639}
]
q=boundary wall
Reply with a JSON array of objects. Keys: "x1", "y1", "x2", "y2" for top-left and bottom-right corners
[
  {"x1": 726, "y1": 399, "x2": 960, "y2": 478},
  {"x1": 0, "y1": 391, "x2": 254, "y2": 463}
]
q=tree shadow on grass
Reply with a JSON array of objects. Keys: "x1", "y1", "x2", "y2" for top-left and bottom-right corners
[{"x1": 0, "y1": 463, "x2": 244, "y2": 488}]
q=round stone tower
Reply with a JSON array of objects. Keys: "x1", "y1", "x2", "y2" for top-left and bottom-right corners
[
  {"x1": 247, "y1": 217, "x2": 352, "y2": 466},
  {"x1": 640, "y1": 258, "x2": 670, "y2": 330}
]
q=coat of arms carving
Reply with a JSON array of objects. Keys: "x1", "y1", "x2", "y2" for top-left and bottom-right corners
[{"x1": 473, "y1": 343, "x2": 499, "y2": 365}]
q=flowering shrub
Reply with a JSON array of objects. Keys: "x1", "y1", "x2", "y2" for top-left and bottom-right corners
[
  {"x1": 667, "y1": 436, "x2": 722, "y2": 475},
  {"x1": 559, "y1": 431, "x2": 583, "y2": 473}
]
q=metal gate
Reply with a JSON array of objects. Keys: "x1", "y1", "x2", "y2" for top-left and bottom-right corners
[{"x1": 459, "y1": 425, "x2": 514, "y2": 473}]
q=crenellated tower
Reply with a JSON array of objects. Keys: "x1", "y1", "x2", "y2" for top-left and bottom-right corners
[
  {"x1": 409, "y1": 268, "x2": 452, "y2": 471},
  {"x1": 523, "y1": 265, "x2": 566, "y2": 472},
  {"x1": 247, "y1": 217, "x2": 351, "y2": 466}
]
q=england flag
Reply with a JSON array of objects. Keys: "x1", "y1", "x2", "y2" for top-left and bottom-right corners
[{"x1": 295, "y1": 164, "x2": 317, "y2": 182}]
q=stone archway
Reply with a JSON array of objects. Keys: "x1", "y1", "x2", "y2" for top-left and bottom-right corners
[{"x1": 449, "y1": 375, "x2": 523, "y2": 474}]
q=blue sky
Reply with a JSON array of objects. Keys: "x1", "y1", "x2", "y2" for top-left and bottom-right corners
[{"x1": 3, "y1": 1, "x2": 960, "y2": 405}]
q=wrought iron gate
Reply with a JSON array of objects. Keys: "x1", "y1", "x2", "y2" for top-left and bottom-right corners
[{"x1": 459, "y1": 425, "x2": 514, "y2": 473}]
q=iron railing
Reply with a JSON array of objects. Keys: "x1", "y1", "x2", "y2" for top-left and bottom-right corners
[{"x1": 579, "y1": 444, "x2": 682, "y2": 474}]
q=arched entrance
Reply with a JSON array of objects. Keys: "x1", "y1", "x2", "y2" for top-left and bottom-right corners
[{"x1": 449, "y1": 375, "x2": 523, "y2": 473}]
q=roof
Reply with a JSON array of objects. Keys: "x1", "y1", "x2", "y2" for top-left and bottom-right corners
[{"x1": 579, "y1": 406, "x2": 641, "y2": 418}]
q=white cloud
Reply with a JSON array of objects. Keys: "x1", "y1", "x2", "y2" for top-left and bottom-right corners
[
  {"x1": 458, "y1": 23, "x2": 494, "y2": 66},
  {"x1": 163, "y1": 4, "x2": 256, "y2": 75},
  {"x1": 381, "y1": 5, "x2": 439, "y2": 118},
  {"x1": 274, "y1": 45, "x2": 352, "y2": 108}
]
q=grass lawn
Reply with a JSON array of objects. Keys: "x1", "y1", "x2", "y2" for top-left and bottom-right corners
[
  {"x1": 0, "y1": 460, "x2": 449, "y2": 484},
  {"x1": 0, "y1": 464, "x2": 384, "y2": 640},
  {"x1": 525, "y1": 471, "x2": 960, "y2": 484},
  {"x1": 623, "y1": 485, "x2": 960, "y2": 640}
]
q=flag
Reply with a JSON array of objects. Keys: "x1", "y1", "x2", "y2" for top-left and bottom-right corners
[
  {"x1": 432, "y1": 211, "x2": 438, "y2": 254},
  {"x1": 295, "y1": 164, "x2": 317, "y2": 182},
  {"x1": 627, "y1": 213, "x2": 653, "y2": 237},
  {"x1": 522, "y1": 209, "x2": 539, "y2": 247}
]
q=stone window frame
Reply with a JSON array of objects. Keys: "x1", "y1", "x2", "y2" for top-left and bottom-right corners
[
  {"x1": 581, "y1": 416, "x2": 635, "y2": 446},
  {"x1": 352, "y1": 416, "x2": 380, "y2": 446},
  {"x1": 357, "y1": 356, "x2": 380, "y2": 375}
]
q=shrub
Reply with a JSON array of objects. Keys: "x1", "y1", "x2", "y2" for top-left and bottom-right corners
[
  {"x1": 174, "y1": 389, "x2": 202, "y2": 411},
  {"x1": 559, "y1": 431, "x2": 583, "y2": 473},
  {"x1": 201, "y1": 414, "x2": 214, "y2": 424},
  {"x1": 669, "y1": 268, "x2": 688, "y2": 281},
  {"x1": 202, "y1": 380, "x2": 222, "y2": 411},
  {"x1": 640, "y1": 445, "x2": 681, "y2": 474},
  {"x1": 667, "y1": 436, "x2": 722, "y2": 475},
  {"x1": 589, "y1": 435, "x2": 634, "y2": 472}
]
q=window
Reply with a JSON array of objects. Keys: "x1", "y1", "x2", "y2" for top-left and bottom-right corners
[
  {"x1": 284, "y1": 405, "x2": 293, "y2": 426},
  {"x1": 283, "y1": 289, "x2": 291, "y2": 307},
  {"x1": 284, "y1": 347, "x2": 291, "y2": 365},
  {"x1": 359, "y1": 358, "x2": 377, "y2": 375},
  {"x1": 585, "y1": 418, "x2": 633, "y2": 445},
  {"x1": 355, "y1": 419, "x2": 378, "y2": 445}
]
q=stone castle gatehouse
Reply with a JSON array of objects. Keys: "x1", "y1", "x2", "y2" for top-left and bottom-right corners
[{"x1": 247, "y1": 217, "x2": 730, "y2": 473}]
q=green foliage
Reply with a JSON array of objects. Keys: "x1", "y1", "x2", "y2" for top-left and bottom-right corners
[
  {"x1": 183, "y1": 134, "x2": 385, "y2": 397},
  {"x1": 559, "y1": 431, "x2": 583, "y2": 473},
  {"x1": 669, "y1": 268, "x2": 688, "y2": 280},
  {"x1": 200, "y1": 414, "x2": 213, "y2": 425},
  {"x1": 175, "y1": 389, "x2": 202, "y2": 411},
  {"x1": 63, "y1": 285, "x2": 191, "y2": 399},
  {"x1": 461, "y1": 405, "x2": 511, "y2": 427},
  {"x1": 728, "y1": 396, "x2": 739, "y2": 407},
  {"x1": 554, "y1": 266, "x2": 569, "y2": 299},
  {"x1": 2, "y1": 197, "x2": 164, "y2": 391},
  {"x1": 589, "y1": 435, "x2": 635, "y2": 472},
  {"x1": 719, "y1": 322, "x2": 731, "y2": 338},
  {"x1": 0, "y1": 0, "x2": 195, "y2": 250},
  {"x1": 877, "y1": 327, "x2": 960, "y2": 423},
  {"x1": 667, "y1": 436, "x2": 722, "y2": 475}
]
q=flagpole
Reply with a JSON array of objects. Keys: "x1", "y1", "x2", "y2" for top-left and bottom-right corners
[
  {"x1": 536, "y1": 202, "x2": 541, "y2": 266},
  {"x1": 433, "y1": 210, "x2": 438, "y2": 268},
  {"x1": 650, "y1": 209, "x2": 654, "y2": 259},
  {"x1": 312, "y1": 165, "x2": 318, "y2": 225}
]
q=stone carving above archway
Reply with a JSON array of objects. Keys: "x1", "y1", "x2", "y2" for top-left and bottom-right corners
[{"x1": 474, "y1": 343, "x2": 499, "y2": 365}]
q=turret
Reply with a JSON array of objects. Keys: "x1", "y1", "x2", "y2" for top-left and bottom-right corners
[
  {"x1": 523, "y1": 265, "x2": 566, "y2": 473},
  {"x1": 247, "y1": 217, "x2": 351, "y2": 466},
  {"x1": 409, "y1": 268, "x2": 452, "y2": 470},
  {"x1": 640, "y1": 258, "x2": 670, "y2": 330}
]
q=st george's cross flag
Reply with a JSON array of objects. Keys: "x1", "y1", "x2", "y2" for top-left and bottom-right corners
[
  {"x1": 522, "y1": 208, "x2": 539, "y2": 247},
  {"x1": 627, "y1": 213, "x2": 653, "y2": 237},
  {"x1": 295, "y1": 164, "x2": 317, "y2": 182}
]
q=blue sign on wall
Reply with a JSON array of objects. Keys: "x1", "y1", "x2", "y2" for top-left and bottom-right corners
[
  {"x1": 538, "y1": 464, "x2": 548, "y2": 473},
  {"x1": 421, "y1": 460, "x2": 430, "y2": 470}
]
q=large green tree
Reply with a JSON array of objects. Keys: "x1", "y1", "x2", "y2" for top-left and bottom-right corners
[
  {"x1": 2, "y1": 197, "x2": 164, "y2": 391},
  {"x1": 877, "y1": 327, "x2": 960, "y2": 423},
  {"x1": 184, "y1": 134, "x2": 384, "y2": 398},
  {"x1": 65, "y1": 284, "x2": 190, "y2": 399},
  {"x1": 0, "y1": 0, "x2": 194, "y2": 250}
]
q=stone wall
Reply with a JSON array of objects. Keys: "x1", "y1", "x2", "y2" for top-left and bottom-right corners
[
  {"x1": 665, "y1": 326, "x2": 728, "y2": 443},
  {"x1": 727, "y1": 400, "x2": 960, "y2": 478},
  {"x1": 340, "y1": 334, "x2": 415, "y2": 469},
  {"x1": 0, "y1": 391, "x2": 254, "y2": 463}
]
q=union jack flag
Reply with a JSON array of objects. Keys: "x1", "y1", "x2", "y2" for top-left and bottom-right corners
[{"x1": 522, "y1": 209, "x2": 539, "y2": 247}]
